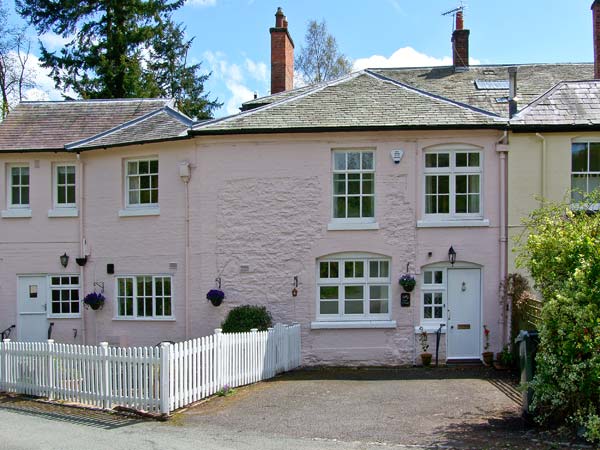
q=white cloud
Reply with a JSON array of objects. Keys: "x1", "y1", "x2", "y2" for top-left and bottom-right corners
[
  {"x1": 39, "y1": 32, "x2": 73, "y2": 51},
  {"x1": 353, "y1": 46, "x2": 480, "y2": 71},
  {"x1": 187, "y1": 0, "x2": 216, "y2": 6},
  {"x1": 204, "y1": 51, "x2": 268, "y2": 115}
]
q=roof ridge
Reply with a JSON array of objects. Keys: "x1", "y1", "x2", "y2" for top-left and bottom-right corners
[
  {"x1": 364, "y1": 69, "x2": 503, "y2": 119},
  {"x1": 369, "y1": 62, "x2": 593, "y2": 71},
  {"x1": 193, "y1": 71, "x2": 366, "y2": 131},
  {"x1": 510, "y1": 82, "x2": 567, "y2": 121},
  {"x1": 20, "y1": 98, "x2": 170, "y2": 105}
]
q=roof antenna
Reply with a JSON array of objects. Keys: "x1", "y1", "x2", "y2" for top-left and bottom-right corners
[{"x1": 442, "y1": 2, "x2": 466, "y2": 30}]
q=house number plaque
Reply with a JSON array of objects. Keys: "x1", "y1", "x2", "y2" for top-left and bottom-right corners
[
  {"x1": 457, "y1": 324, "x2": 471, "y2": 330},
  {"x1": 400, "y1": 293, "x2": 410, "y2": 307}
]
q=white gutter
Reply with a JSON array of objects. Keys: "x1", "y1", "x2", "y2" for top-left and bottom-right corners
[
  {"x1": 179, "y1": 162, "x2": 191, "y2": 339},
  {"x1": 496, "y1": 131, "x2": 509, "y2": 347}
]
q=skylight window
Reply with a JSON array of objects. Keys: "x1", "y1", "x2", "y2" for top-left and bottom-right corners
[{"x1": 474, "y1": 80, "x2": 509, "y2": 90}]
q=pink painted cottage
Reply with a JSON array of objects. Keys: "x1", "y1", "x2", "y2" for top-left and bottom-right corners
[{"x1": 0, "y1": 9, "x2": 593, "y2": 365}]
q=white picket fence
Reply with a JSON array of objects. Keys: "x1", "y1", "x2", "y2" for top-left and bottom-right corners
[{"x1": 0, "y1": 323, "x2": 301, "y2": 414}]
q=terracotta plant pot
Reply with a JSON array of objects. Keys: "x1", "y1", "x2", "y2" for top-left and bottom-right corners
[
  {"x1": 482, "y1": 351, "x2": 494, "y2": 366},
  {"x1": 421, "y1": 352, "x2": 432, "y2": 367}
]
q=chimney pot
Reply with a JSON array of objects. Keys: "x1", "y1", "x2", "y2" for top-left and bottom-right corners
[
  {"x1": 508, "y1": 66, "x2": 518, "y2": 118},
  {"x1": 592, "y1": 1, "x2": 600, "y2": 78},
  {"x1": 456, "y1": 10, "x2": 464, "y2": 30},
  {"x1": 270, "y1": 8, "x2": 294, "y2": 94}
]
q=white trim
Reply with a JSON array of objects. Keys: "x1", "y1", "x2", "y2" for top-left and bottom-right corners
[
  {"x1": 331, "y1": 149, "x2": 376, "y2": 222},
  {"x1": 47, "y1": 274, "x2": 81, "y2": 319},
  {"x1": 53, "y1": 163, "x2": 77, "y2": 209},
  {"x1": 114, "y1": 274, "x2": 174, "y2": 320},
  {"x1": 48, "y1": 208, "x2": 79, "y2": 218},
  {"x1": 6, "y1": 163, "x2": 30, "y2": 209},
  {"x1": 118, "y1": 207, "x2": 160, "y2": 217},
  {"x1": 327, "y1": 221, "x2": 379, "y2": 230},
  {"x1": 123, "y1": 157, "x2": 159, "y2": 209},
  {"x1": 112, "y1": 317, "x2": 176, "y2": 322},
  {"x1": 414, "y1": 325, "x2": 446, "y2": 334},
  {"x1": 1, "y1": 208, "x2": 32, "y2": 218},
  {"x1": 311, "y1": 320, "x2": 396, "y2": 329},
  {"x1": 417, "y1": 219, "x2": 490, "y2": 228}
]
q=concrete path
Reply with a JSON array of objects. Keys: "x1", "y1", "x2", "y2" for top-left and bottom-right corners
[{"x1": 0, "y1": 368, "x2": 584, "y2": 449}]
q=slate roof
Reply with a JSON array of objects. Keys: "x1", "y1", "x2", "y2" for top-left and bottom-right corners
[
  {"x1": 193, "y1": 71, "x2": 504, "y2": 135},
  {"x1": 510, "y1": 80, "x2": 600, "y2": 127},
  {"x1": 0, "y1": 99, "x2": 177, "y2": 152},
  {"x1": 241, "y1": 63, "x2": 594, "y2": 118},
  {"x1": 67, "y1": 107, "x2": 193, "y2": 150}
]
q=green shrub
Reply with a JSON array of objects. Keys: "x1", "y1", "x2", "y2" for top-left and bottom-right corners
[
  {"x1": 516, "y1": 191, "x2": 600, "y2": 441},
  {"x1": 221, "y1": 305, "x2": 273, "y2": 333}
]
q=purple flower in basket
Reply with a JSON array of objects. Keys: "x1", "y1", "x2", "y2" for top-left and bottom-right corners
[
  {"x1": 399, "y1": 274, "x2": 416, "y2": 292},
  {"x1": 206, "y1": 289, "x2": 225, "y2": 306},
  {"x1": 83, "y1": 292, "x2": 105, "y2": 310}
]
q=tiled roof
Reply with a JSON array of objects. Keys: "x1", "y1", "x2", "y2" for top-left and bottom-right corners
[
  {"x1": 193, "y1": 71, "x2": 504, "y2": 134},
  {"x1": 67, "y1": 107, "x2": 193, "y2": 150},
  {"x1": 0, "y1": 99, "x2": 173, "y2": 152},
  {"x1": 242, "y1": 63, "x2": 594, "y2": 118},
  {"x1": 510, "y1": 80, "x2": 600, "y2": 126}
]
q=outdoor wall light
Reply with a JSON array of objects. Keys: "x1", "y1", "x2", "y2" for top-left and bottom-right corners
[
  {"x1": 60, "y1": 252, "x2": 69, "y2": 268},
  {"x1": 448, "y1": 246, "x2": 456, "y2": 266}
]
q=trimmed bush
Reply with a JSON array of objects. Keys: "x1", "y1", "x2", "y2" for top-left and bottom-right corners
[{"x1": 221, "y1": 305, "x2": 273, "y2": 333}]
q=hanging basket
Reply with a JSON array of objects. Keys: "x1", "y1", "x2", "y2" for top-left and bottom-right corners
[
  {"x1": 83, "y1": 292, "x2": 105, "y2": 310},
  {"x1": 399, "y1": 274, "x2": 416, "y2": 292},
  {"x1": 206, "y1": 289, "x2": 225, "y2": 307}
]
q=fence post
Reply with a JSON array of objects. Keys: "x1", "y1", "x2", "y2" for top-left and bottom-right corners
[
  {"x1": 160, "y1": 342, "x2": 171, "y2": 415},
  {"x1": 214, "y1": 329, "x2": 222, "y2": 390},
  {"x1": 251, "y1": 329, "x2": 258, "y2": 382},
  {"x1": 1, "y1": 339, "x2": 10, "y2": 392},
  {"x1": 99, "y1": 342, "x2": 109, "y2": 409},
  {"x1": 46, "y1": 339, "x2": 54, "y2": 400}
]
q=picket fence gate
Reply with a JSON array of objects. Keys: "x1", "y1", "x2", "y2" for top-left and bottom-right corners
[{"x1": 0, "y1": 323, "x2": 301, "y2": 414}]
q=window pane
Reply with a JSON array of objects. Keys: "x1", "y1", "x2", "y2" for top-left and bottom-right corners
[
  {"x1": 127, "y1": 161, "x2": 138, "y2": 175},
  {"x1": 21, "y1": 187, "x2": 29, "y2": 205},
  {"x1": 434, "y1": 307, "x2": 443, "y2": 318},
  {"x1": 469, "y1": 175, "x2": 480, "y2": 193},
  {"x1": 456, "y1": 195, "x2": 467, "y2": 213},
  {"x1": 362, "y1": 196, "x2": 374, "y2": 218},
  {"x1": 362, "y1": 152, "x2": 373, "y2": 170},
  {"x1": 456, "y1": 175, "x2": 467, "y2": 194},
  {"x1": 334, "y1": 197, "x2": 345, "y2": 218},
  {"x1": 140, "y1": 190, "x2": 150, "y2": 204},
  {"x1": 139, "y1": 161, "x2": 149, "y2": 174},
  {"x1": 150, "y1": 190, "x2": 158, "y2": 204},
  {"x1": 425, "y1": 153, "x2": 437, "y2": 168},
  {"x1": 434, "y1": 271, "x2": 443, "y2": 283},
  {"x1": 320, "y1": 262, "x2": 329, "y2": 278},
  {"x1": 11, "y1": 186, "x2": 20, "y2": 204},
  {"x1": 129, "y1": 190, "x2": 139, "y2": 205},
  {"x1": 438, "y1": 195, "x2": 450, "y2": 213},
  {"x1": 468, "y1": 194, "x2": 480, "y2": 213},
  {"x1": 334, "y1": 174, "x2": 346, "y2": 195},
  {"x1": 150, "y1": 160, "x2": 158, "y2": 173},
  {"x1": 320, "y1": 286, "x2": 338, "y2": 299},
  {"x1": 369, "y1": 261, "x2": 378, "y2": 278},
  {"x1": 438, "y1": 176, "x2": 449, "y2": 193},
  {"x1": 345, "y1": 285, "x2": 363, "y2": 299},
  {"x1": 434, "y1": 293, "x2": 443, "y2": 304},
  {"x1": 589, "y1": 174, "x2": 600, "y2": 193},
  {"x1": 469, "y1": 152, "x2": 480, "y2": 167},
  {"x1": 57, "y1": 187, "x2": 66, "y2": 204},
  {"x1": 345, "y1": 261, "x2": 353, "y2": 278},
  {"x1": 370, "y1": 285, "x2": 388, "y2": 299},
  {"x1": 424, "y1": 272, "x2": 432, "y2": 284},
  {"x1": 425, "y1": 195, "x2": 436, "y2": 214},
  {"x1": 330, "y1": 262, "x2": 338, "y2": 278},
  {"x1": 438, "y1": 153, "x2": 450, "y2": 167},
  {"x1": 591, "y1": 143, "x2": 600, "y2": 172},
  {"x1": 140, "y1": 175, "x2": 150, "y2": 189},
  {"x1": 347, "y1": 196, "x2": 360, "y2": 217},
  {"x1": 380, "y1": 261, "x2": 389, "y2": 278},
  {"x1": 320, "y1": 301, "x2": 338, "y2": 314},
  {"x1": 67, "y1": 187, "x2": 76, "y2": 204},
  {"x1": 348, "y1": 173, "x2": 360, "y2": 194},
  {"x1": 57, "y1": 167, "x2": 66, "y2": 184},
  {"x1": 572, "y1": 175, "x2": 586, "y2": 201},
  {"x1": 355, "y1": 261, "x2": 364, "y2": 277},
  {"x1": 424, "y1": 293, "x2": 432, "y2": 305},
  {"x1": 362, "y1": 173, "x2": 374, "y2": 194},
  {"x1": 164, "y1": 299, "x2": 171, "y2": 316},
  {"x1": 345, "y1": 301, "x2": 363, "y2": 314},
  {"x1": 370, "y1": 300, "x2": 388, "y2": 314},
  {"x1": 347, "y1": 152, "x2": 360, "y2": 170},
  {"x1": 572, "y1": 143, "x2": 588, "y2": 172},
  {"x1": 334, "y1": 152, "x2": 346, "y2": 170},
  {"x1": 425, "y1": 176, "x2": 437, "y2": 194},
  {"x1": 424, "y1": 307, "x2": 432, "y2": 319},
  {"x1": 456, "y1": 153, "x2": 467, "y2": 167}
]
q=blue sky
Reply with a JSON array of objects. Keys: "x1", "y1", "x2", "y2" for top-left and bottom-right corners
[{"x1": 6, "y1": 0, "x2": 597, "y2": 117}]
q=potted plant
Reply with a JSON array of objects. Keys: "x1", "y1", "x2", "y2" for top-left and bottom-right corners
[
  {"x1": 418, "y1": 326, "x2": 432, "y2": 366},
  {"x1": 206, "y1": 289, "x2": 225, "y2": 307},
  {"x1": 83, "y1": 292, "x2": 105, "y2": 310},
  {"x1": 494, "y1": 345, "x2": 515, "y2": 370},
  {"x1": 399, "y1": 274, "x2": 416, "y2": 292},
  {"x1": 482, "y1": 325, "x2": 493, "y2": 366}
]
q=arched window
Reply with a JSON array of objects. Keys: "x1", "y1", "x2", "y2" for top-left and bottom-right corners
[{"x1": 316, "y1": 253, "x2": 391, "y2": 321}]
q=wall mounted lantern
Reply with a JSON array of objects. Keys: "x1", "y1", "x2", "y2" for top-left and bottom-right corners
[
  {"x1": 448, "y1": 246, "x2": 456, "y2": 266},
  {"x1": 60, "y1": 252, "x2": 69, "y2": 268}
]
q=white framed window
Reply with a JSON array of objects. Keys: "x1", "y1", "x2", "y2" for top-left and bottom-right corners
[
  {"x1": 54, "y1": 164, "x2": 76, "y2": 208},
  {"x1": 8, "y1": 164, "x2": 30, "y2": 208},
  {"x1": 421, "y1": 269, "x2": 446, "y2": 324},
  {"x1": 317, "y1": 254, "x2": 390, "y2": 321},
  {"x1": 332, "y1": 150, "x2": 375, "y2": 222},
  {"x1": 125, "y1": 158, "x2": 159, "y2": 208},
  {"x1": 116, "y1": 275, "x2": 172, "y2": 319},
  {"x1": 571, "y1": 141, "x2": 600, "y2": 203},
  {"x1": 49, "y1": 275, "x2": 80, "y2": 317},
  {"x1": 423, "y1": 148, "x2": 482, "y2": 219}
]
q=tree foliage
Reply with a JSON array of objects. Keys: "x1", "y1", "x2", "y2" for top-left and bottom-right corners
[
  {"x1": 295, "y1": 20, "x2": 352, "y2": 85},
  {"x1": 516, "y1": 192, "x2": 600, "y2": 442},
  {"x1": 17, "y1": 0, "x2": 220, "y2": 118},
  {"x1": 0, "y1": 0, "x2": 36, "y2": 119}
]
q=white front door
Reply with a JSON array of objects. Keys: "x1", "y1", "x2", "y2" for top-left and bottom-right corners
[
  {"x1": 17, "y1": 276, "x2": 48, "y2": 342},
  {"x1": 447, "y1": 269, "x2": 481, "y2": 359}
]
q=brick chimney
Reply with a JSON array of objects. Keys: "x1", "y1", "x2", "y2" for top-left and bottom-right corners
[
  {"x1": 270, "y1": 7, "x2": 294, "y2": 94},
  {"x1": 452, "y1": 10, "x2": 470, "y2": 72},
  {"x1": 592, "y1": 1, "x2": 600, "y2": 78}
]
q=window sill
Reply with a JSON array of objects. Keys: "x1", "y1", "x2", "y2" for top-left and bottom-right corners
[
  {"x1": 118, "y1": 207, "x2": 160, "y2": 217},
  {"x1": 113, "y1": 317, "x2": 176, "y2": 322},
  {"x1": 311, "y1": 320, "x2": 396, "y2": 329},
  {"x1": 327, "y1": 221, "x2": 379, "y2": 231},
  {"x1": 48, "y1": 208, "x2": 78, "y2": 218},
  {"x1": 48, "y1": 314, "x2": 81, "y2": 319},
  {"x1": 416, "y1": 219, "x2": 489, "y2": 228},
  {"x1": 415, "y1": 325, "x2": 447, "y2": 334},
  {"x1": 1, "y1": 208, "x2": 32, "y2": 218}
]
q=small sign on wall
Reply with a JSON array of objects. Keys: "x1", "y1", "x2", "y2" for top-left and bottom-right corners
[{"x1": 400, "y1": 293, "x2": 410, "y2": 307}]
